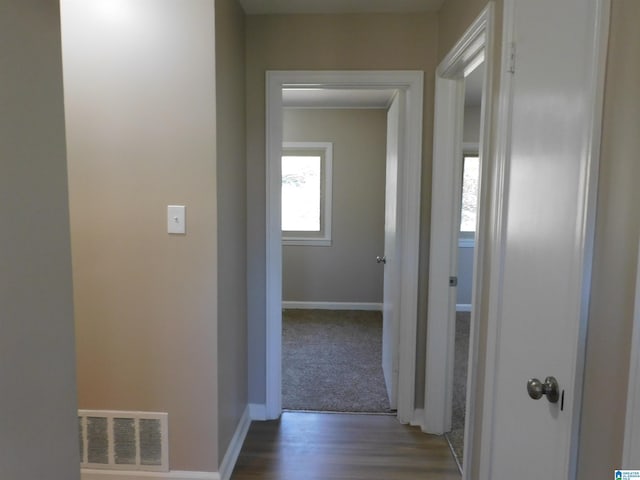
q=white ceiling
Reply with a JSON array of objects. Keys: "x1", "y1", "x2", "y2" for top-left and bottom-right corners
[
  {"x1": 282, "y1": 88, "x2": 396, "y2": 109},
  {"x1": 239, "y1": 0, "x2": 444, "y2": 15}
]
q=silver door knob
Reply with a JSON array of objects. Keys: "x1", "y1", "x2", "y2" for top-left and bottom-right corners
[
  {"x1": 376, "y1": 256, "x2": 386, "y2": 264},
  {"x1": 527, "y1": 376, "x2": 559, "y2": 403}
]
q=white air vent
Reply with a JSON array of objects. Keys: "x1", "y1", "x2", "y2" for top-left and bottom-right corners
[{"x1": 78, "y1": 410, "x2": 168, "y2": 472}]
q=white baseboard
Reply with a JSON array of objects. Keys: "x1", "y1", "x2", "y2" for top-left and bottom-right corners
[
  {"x1": 81, "y1": 470, "x2": 218, "y2": 480},
  {"x1": 456, "y1": 304, "x2": 472, "y2": 312},
  {"x1": 410, "y1": 408, "x2": 425, "y2": 429},
  {"x1": 82, "y1": 406, "x2": 251, "y2": 480},
  {"x1": 282, "y1": 301, "x2": 382, "y2": 311},
  {"x1": 249, "y1": 403, "x2": 267, "y2": 421},
  {"x1": 219, "y1": 405, "x2": 251, "y2": 480}
]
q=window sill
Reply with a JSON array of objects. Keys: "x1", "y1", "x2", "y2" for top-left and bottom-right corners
[{"x1": 283, "y1": 238, "x2": 332, "y2": 247}]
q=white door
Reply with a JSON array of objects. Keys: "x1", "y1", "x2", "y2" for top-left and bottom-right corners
[
  {"x1": 382, "y1": 90, "x2": 403, "y2": 409},
  {"x1": 482, "y1": 0, "x2": 608, "y2": 478}
]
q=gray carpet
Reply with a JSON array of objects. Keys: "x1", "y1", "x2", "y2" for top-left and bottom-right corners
[
  {"x1": 446, "y1": 311, "x2": 470, "y2": 467},
  {"x1": 282, "y1": 309, "x2": 393, "y2": 413}
]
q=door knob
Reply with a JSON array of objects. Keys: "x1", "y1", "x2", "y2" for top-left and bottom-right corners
[
  {"x1": 526, "y1": 376, "x2": 559, "y2": 403},
  {"x1": 376, "y1": 256, "x2": 386, "y2": 264}
]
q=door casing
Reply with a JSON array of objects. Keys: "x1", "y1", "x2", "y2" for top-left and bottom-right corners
[
  {"x1": 265, "y1": 70, "x2": 423, "y2": 423},
  {"x1": 425, "y1": 5, "x2": 495, "y2": 478}
]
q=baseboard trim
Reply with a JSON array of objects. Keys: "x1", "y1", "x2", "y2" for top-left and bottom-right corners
[
  {"x1": 81, "y1": 470, "x2": 218, "y2": 480},
  {"x1": 410, "y1": 408, "x2": 425, "y2": 429},
  {"x1": 456, "y1": 304, "x2": 472, "y2": 312},
  {"x1": 282, "y1": 301, "x2": 382, "y2": 311},
  {"x1": 219, "y1": 405, "x2": 251, "y2": 480},
  {"x1": 249, "y1": 403, "x2": 267, "y2": 421}
]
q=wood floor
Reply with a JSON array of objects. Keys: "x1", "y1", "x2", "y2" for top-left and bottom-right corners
[{"x1": 230, "y1": 412, "x2": 461, "y2": 480}]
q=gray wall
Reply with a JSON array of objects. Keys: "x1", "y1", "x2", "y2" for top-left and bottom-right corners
[
  {"x1": 578, "y1": 1, "x2": 640, "y2": 477},
  {"x1": 62, "y1": 0, "x2": 219, "y2": 470},
  {"x1": 282, "y1": 109, "x2": 386, "y2": 304},
  {"x1": 246, "y1": 12, "x2": 438, "y2": 407},
  {"x1": 0, "y1": 1, "x2": 80, "y2": 478},
  {"x1": 463, "y1": 105, "x2": 482, "y2": 144},
  {"x1": 215, "y1": 0, "x2": 249, "y2": 464},
  {"x1": 456, "y1": 246, "x2": 474, "y2": 306}
]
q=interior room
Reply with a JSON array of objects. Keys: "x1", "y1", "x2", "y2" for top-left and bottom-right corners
[{"x1": 280, "y1": 96, "x2": 391, "y2": 414}]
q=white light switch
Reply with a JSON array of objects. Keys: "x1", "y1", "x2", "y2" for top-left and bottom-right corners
[{"x1": 167, "y1": 205, "x2": 186, "y2": 234}]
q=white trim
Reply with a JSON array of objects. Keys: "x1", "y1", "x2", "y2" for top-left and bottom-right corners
[
  {"x1": 81, "y1": 471, "x2": 218, "y2": 480},
  {"x1": 461, "y1": 9, "x2": 494, "y2": 475},
  {"x1": 282, "y1": 238, "x2": 331, "y2": 247},
  {"x1": 424, "y1": 11, "x2": 494, "y2": 472},
  {"x1": 478, "y1": 1, "x2": 610, "y2": 478},
  {"x1": 623, "y1": 239, "x2": 640, "y2": 467},
  {"x1": 218, "y1": 406, "x2": 251, "y2": 480},
  {"x1": 456, "y1": 304, "x2": 472, "y2": 313},
  {"x1": 410, "y1": 408, "x2": 425, "y2": 428},
  {"x1": 266, "y1": 70, "x2": 424, "y2": 423},
  {"x1": 282, "y1": 301, "x2": 382, "y2": 311},
  {"x1": 284, "y1": 105, "x2": 390, "y2": 111},
  {"x1": 248, "y1": 403, "x2": 267, "y2": 421},
  {"x1": 477, "y1": 1, "x2": 515, "y2": 477},
  {"x1": 281, "y1": 141, "x2": 333, "y2": 246},
  {"x1": 424, "y1": 50, "x2": 465, "y2": 436}
]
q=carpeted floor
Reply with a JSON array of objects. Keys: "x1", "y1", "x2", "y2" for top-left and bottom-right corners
[
  {"x1": 282, "y1": 309, "x2": 393, "y2": 413},
  {"x1": 446, "y1": 311, "x2": 470, "y2": 467}
]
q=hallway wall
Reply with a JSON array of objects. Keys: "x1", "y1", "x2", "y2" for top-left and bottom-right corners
[
  {"x1": 0, "y1": 1, "x2": 80, "y2": 478},
  {"x1": 62, "y1": 0, "x2": 219, "y2": 471},
  {"x1": 215, "y1": 0, "x2": 249, "y2": 465},
  {"x1": 578, "y1": 1, "x2": 640, "y2": 477}
]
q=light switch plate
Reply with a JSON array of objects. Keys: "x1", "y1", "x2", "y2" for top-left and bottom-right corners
[{"x1": 167, "y1": 205, "x2": 186, "y2": 234}]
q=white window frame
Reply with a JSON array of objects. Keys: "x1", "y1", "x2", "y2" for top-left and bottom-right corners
[{"x1": 281, "y1": 141, "x2": 333, "y2": 246}]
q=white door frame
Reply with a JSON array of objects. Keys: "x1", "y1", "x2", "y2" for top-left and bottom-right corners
[
  {"x1": 478, "y1": 0, "x2": 610, "y2": 478},
  {"x1": 623, "y1": 238, "x2": 640, "y2": 467},
  {"x1": 265, "y1": 70, "x2": 424, "y2": 422},
  {"x1": 424, "y1": 5, "x2": 494, "y2": 473}
]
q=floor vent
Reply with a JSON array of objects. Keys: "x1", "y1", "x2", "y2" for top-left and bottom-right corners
[{"x1": 78, "y1": 410, "x2": 168, "y2": 472}]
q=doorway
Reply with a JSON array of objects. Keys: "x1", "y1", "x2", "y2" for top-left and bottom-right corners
[
  {"x1": 424, "y1": 4, "x2": 494, "y2": 478},
  {"x1": 265, "y1": 71, "x2": 424, "y2": 424},
  {"x1": 279, "y1": 97, "x2": 392, "y2": 413},
  {"x1": 446, "y1": 61, "x2": 485, "y2": 467}
]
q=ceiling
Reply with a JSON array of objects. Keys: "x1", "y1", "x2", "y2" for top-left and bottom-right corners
[
  {"x1": 238, "y1": 0, "x2": 445, "y2": 15},
  {"x1": 282, "y1": 88, "x2": 396, "y2": 109}
]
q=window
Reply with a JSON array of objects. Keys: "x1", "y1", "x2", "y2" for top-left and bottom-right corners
[
  {"x1": 460, "y1": 153, "x2": 480, "y2": 244},
  {"x1": 281, "y1": 142, "x2": 332, "y2": 246}
]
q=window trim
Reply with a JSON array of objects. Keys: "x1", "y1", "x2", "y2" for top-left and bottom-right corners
[{"x1": 281, "y1": 141, "x2": 333, "y2": 246}]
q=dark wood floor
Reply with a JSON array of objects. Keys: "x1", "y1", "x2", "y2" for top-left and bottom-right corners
[{"x1": 230, "y1": 412, "x2": 460, "y2": 480}]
